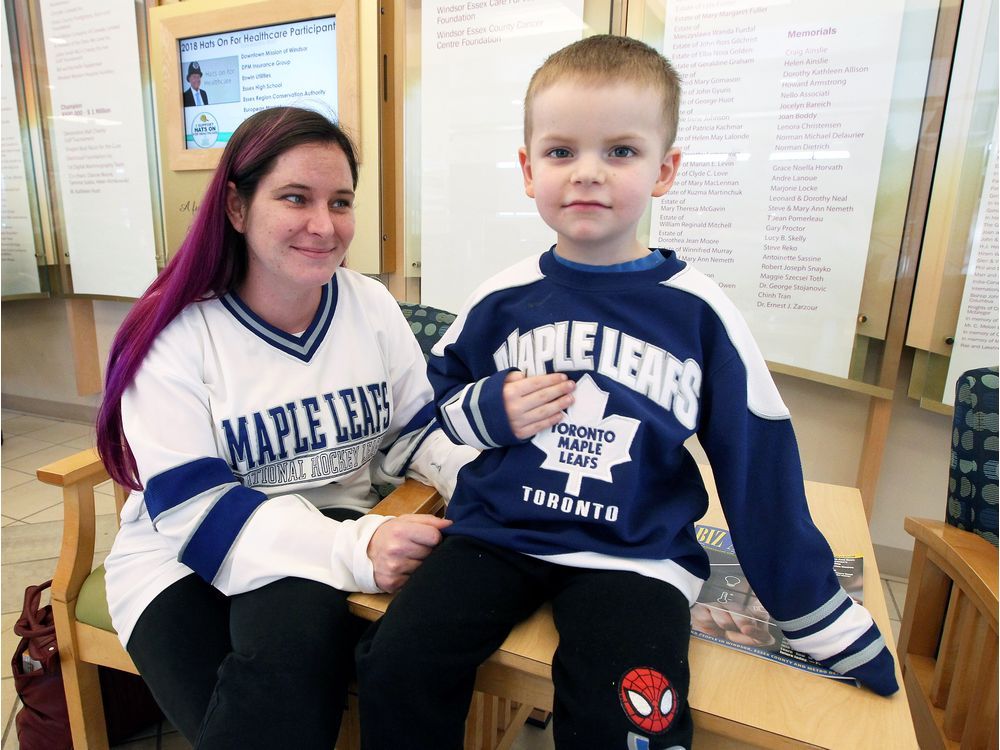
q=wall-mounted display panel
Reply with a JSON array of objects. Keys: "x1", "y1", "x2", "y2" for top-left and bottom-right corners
[
  {"x1": 177, "y1": 17, "x2": 338, "y2": 151},
  {"x1": 150, "y1": 0, "x2": 360, "y2": 173},
  {"x1": 909, "y1": 0, "x2": 998, "y2": 410},
  {"x1": 649, "y1": 0, "x2": 905, "y2": 380},
  {"x1": 649, "y1": 1, "x2": 902, "y2": 382},
  {"x1": 407, "y1": 0, "x2": 938, "y2": 395},
  {"x1": 36, "y1": 0, "x2": 158, "y2": 298},
  {"x1": 2, "y1": 6, "x2": 42, "y2": 297},
  {"x1": 625, "y1": 0, "x2": 940, "y2": 392},
  {"x1": 416, "y1": 0, "x2": 604, "y2": 313},
  {"x1": 944, "y1": 122, "x2": 998, "y2": 401}
]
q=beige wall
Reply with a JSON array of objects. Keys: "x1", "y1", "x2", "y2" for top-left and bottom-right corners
[
  {"x1": 1, "y1": 297, "x2": 952, "y2": 574},
  {"x1": 1, "y1": 299, "x2": 128, "y2": 418}
]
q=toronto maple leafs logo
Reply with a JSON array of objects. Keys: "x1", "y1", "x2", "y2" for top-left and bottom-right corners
[{"x1": 532, "y1": 375, "x2": 639, "y2": 496}]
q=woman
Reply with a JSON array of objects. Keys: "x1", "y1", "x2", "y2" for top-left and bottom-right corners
[{"x1": 97, "y1": 107, "x2": 474, "y2": 748}]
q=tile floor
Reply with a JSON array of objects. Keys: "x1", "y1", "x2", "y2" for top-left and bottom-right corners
[{"x1": 0, "y1": 409, "x2": 907, "y2": 750}]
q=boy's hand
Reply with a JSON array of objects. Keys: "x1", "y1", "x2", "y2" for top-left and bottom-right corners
[
  {"x1": 367, "y1": 514, "x2": 452, "y2": 592},
  {"x1": 503, "y1": 371, "x2": 575, "y2": 440}
]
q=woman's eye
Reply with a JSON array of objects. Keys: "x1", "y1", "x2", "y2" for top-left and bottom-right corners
[
  {"x1": 331, "y1": 199, "x2": 352, "y2": 209},
  {"x1": 611, "y1": 146, "x2": 635, "y2": 158},
  {"x1": 283, "y1": 194, "x2": 305, "y2": 205}
]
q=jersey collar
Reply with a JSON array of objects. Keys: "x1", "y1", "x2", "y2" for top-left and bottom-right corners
[{"x1": 219, "y1": 277, "x2": 338, "y2": 362}]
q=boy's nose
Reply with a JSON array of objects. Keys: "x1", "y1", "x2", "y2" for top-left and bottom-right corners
[{"x1": 571, "y1": 155, "x2": 606, "y2": 184}]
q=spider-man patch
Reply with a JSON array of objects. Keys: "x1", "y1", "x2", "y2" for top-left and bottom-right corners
[{"x1": 619, "y1": 666, "x2": 678, "y2": 735}]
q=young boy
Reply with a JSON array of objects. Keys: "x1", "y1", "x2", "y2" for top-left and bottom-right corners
[{"x1": 357, "y1": 35, "x2": 897, "y2": 750}]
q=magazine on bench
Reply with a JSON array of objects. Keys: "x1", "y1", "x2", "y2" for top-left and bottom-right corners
[{"x1": 691, "y1": 524, "x2": 864, "y2": 685}]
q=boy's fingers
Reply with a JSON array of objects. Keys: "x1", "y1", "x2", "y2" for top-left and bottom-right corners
[
  {"x1": 505, "y1": 372, "x2": 570, "y2": 396},
  {"x1": 512, "y1": 402, "x2": 572, "y2": 439},
  {"x1": 506, "y1": 377, "x2": 575, "y2": 410}
]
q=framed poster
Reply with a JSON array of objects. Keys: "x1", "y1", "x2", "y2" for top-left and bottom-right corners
[
  {"x1": 37, "y1": 0, "x2": 158, "y2": 297},
  {"x1": 1, "y1": 7, "x2": 41, "y2": 296},
  {"x1": 149, "y1": 0, "x2": 360, "y2": 172}
]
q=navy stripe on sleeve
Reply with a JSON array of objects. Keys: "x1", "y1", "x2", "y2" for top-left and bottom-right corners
[
  {"x1": 145, "y1": 457, "x2": 237, "y2": 523},
  {"x1": 179, "y1": 484, "x2": 269, "y2": 582},
  {"x1": 395, "y1": 402, "x2": 436, "y2": 442},
  {"x1": 396, "y1": 420, "x2": 438, "y2": 476}
]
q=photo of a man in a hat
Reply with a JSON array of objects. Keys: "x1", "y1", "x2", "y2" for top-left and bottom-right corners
[{"x1": 183, "y1": 62, "x2": 209, "y2": 107}]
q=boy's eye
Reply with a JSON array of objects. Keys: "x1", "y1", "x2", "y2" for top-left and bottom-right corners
[
  {"x1": 610, "y1": 146, "x2": 636, "y2": 158},
  {"x1": 547, "y1": 147, "x2": 572, "y2": 158}
]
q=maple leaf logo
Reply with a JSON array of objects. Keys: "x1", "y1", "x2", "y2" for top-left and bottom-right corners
[{"x1": 532, "y1": 374, "x2": 640, "y2": 496}]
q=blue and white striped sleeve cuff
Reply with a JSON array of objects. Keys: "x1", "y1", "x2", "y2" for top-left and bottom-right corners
[
  {"x1": 776, "y1": 590, "x2": 899, "y2": 696},
  {"x1": 438, "y1": 370, "x2": 519, "y2": 449}
]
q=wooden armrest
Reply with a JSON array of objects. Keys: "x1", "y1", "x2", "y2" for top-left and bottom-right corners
[
  {"x1": 369, "y1": 478, "x2": 444, "y2": 517},
  {"x1": 36, "y1": 448, "x2": 107, "y2": 606},
  {"x1": 36, "y1": 447, "x2": 109, "y2": 488},
  {"x1": 903, "y1": 517, "x2": 999, "y2": 625},
  {"x1": 347, "y1": 480, "x2": 444, "y2": 622}
]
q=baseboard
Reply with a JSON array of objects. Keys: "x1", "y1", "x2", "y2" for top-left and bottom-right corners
[
  {"x1": 1, "y1": 394, "x2": 99, "y2": 424},
  {"x1": 873, "y1": 544, "x2": 914, "y2": 579}
]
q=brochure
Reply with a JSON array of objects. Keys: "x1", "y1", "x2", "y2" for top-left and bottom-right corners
[{"x1": 691, "y1": 524, "x2": 864, "y2": 685}]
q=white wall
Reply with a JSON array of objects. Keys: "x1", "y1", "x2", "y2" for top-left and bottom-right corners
[{"x1": 1, "y1": 297, "x2": 951, "y2": 574}]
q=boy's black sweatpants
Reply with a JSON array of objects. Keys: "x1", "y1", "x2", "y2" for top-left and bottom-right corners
[{"x1": 356, "y1": 535, "x2": 693, "y2": 750}]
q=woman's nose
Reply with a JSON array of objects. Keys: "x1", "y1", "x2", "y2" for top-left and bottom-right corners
[{"x1": 307, "y1": 207, "x2": 335, "y2": 236}]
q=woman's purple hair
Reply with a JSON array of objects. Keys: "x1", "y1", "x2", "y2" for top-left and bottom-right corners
[{"x1": 97, "y1": 107, "x2": 359, "y2": 490}]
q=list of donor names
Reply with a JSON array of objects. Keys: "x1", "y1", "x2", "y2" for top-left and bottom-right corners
[
  {"x1": 653, "y1": 0, "x2": 905, "y2": 377},
  {"x1": 433, "y1": 1, "x2": 543, "y2": 51}
]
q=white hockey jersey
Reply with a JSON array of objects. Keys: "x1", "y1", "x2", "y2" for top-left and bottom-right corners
[{"x1": 104, "y1": 268, "x2": 474, "y2": 645}]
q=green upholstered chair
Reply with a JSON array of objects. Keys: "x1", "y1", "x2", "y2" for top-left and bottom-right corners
[{"x1": 38, "y1": 452, "x2": 441, "y2": 750}]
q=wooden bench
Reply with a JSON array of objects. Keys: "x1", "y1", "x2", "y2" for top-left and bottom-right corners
[{"x1": 40, "y1": 451, "x2": 918, "y2": 748}]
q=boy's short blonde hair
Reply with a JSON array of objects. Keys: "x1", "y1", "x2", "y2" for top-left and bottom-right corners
[{"x1": 524, "y1": 34, "x2": 681, "y2": 150}]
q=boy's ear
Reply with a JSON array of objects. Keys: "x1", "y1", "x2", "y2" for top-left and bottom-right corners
[
  {"x1": 518, "y1": 147, "x2": 535, "y2": 199},
  {"x1": 651, "y1": 148, "x2": 682, "y2": 198},
  {"x1": 225, "y1": 181, "x2": 247, "y2": 233}
]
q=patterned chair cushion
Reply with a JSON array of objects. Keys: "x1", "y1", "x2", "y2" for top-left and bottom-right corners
[
  {"x1": 399, "y1": 302, "x2": 456, "y2": 362},
  {"x1": 370, "y1": 302, "x2": 457, "y2": 500},
  {"x1": 947, "y1": 366, "x2": 999, "y2": 547}
]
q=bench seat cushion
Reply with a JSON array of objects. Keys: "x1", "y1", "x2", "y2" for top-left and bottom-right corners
[{"x1": 77, "y1": 565, "x2": 116, "y2": 633}]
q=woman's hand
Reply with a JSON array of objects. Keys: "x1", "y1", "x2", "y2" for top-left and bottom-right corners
[
  {"x1": 503, "y1": 371, "x2": 575, "y2": 440},
  {"x1": 367, "y1": 514, "x2": 452, "y2": 592}
]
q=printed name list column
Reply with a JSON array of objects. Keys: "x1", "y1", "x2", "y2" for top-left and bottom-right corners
[
  {"x1": 945, "y1": 123, "x2": 999, "y2": 404},
  {"x1": 39, "y1": 0, "x2": 157, "y2": 297},
  {"x1": 652, "y1": 0, "x2": 905, "y2": 378},
  {"x1": 421, "y1": 0, "x2": 583, "y2": 313},
  {"x1": 1, "y1": 9, "x2": 41, "y2": 295}
]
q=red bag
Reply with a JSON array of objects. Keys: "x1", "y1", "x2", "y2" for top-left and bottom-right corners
[
  {"x1": 10, "y1": 580, "x2": 165, "y2": 747},
  {"x1": 11, "y1": 580, "x2": 72, "y2": 750}
]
